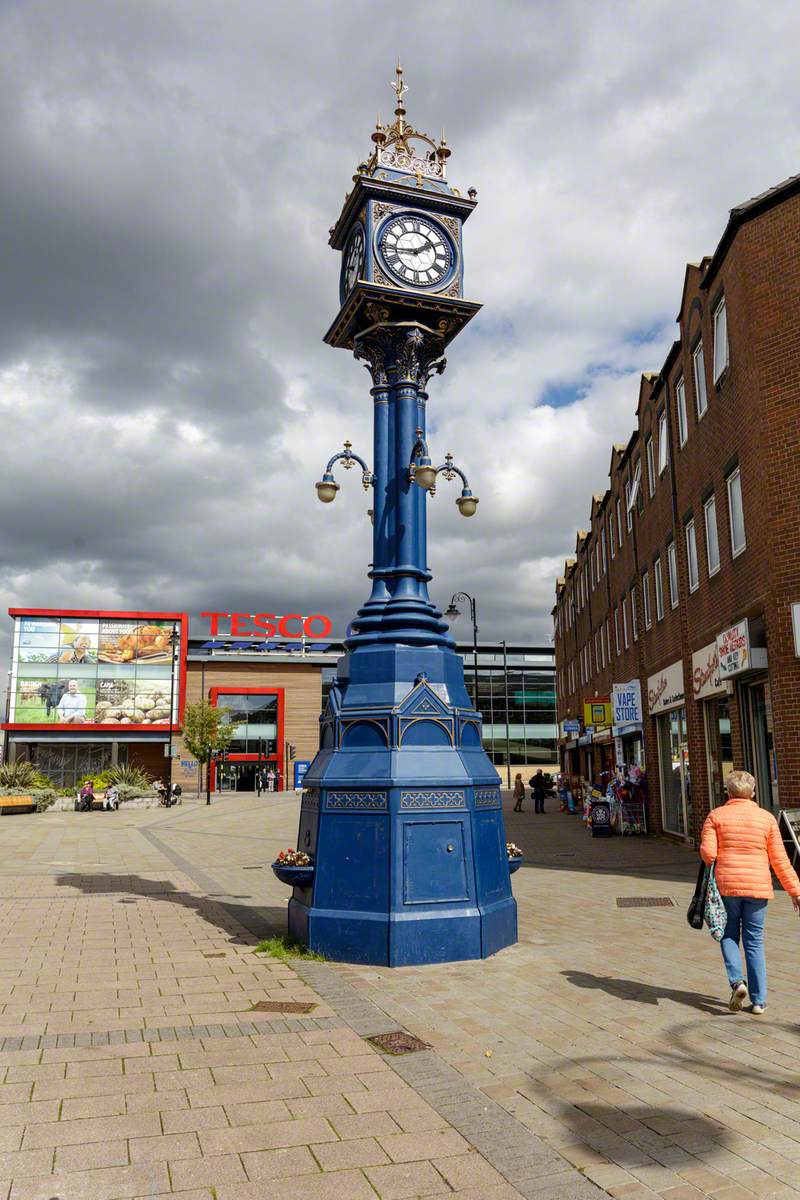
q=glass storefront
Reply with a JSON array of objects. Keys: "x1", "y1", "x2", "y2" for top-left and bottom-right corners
[
  {"x1": 704, "y1": 696, "x2": 733, "y2": 808},
  {"x1": 217, "y1": 693, "x2": 278, "y2": 755},
  {"x1": 744, "y1": 679, "x2": 778, "y2": 810},
  {"x1": 657, "y1": 707, "x2": 690, "y2": 835}
]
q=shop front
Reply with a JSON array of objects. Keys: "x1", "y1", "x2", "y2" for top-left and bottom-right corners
[
  {"x1": 208, "y1": 686, "x2": 284, "y2": 790},
  {"x1": 716, "y1": 618, "x2": 775, "y2": 811},
  {"x1": 648, "y1": 659, "x2": 690, "y2": 838},
  {"x1": 691, "y1": 641, "x2": 732, "y2": 809}
]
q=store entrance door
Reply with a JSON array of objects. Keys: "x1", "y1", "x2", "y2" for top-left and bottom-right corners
[{"x1": 745, "y1": 680, "x2": 778, "y2": 811}]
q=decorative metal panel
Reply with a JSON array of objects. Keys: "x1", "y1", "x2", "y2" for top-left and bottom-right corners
[
  {"x1": 325, "y1": 792, "x2": 388, "y2": 811},
  {"x1": 474, "y1": 788, "x2": 501, "y2": 809},
  {"x1": 400, "y1": 790, "x2": 465, "y2": 810},
  {"x1": 302, "y1": 790, "x2": 320, "y2": 811}
]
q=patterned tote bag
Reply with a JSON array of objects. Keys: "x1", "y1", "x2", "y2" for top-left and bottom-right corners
[{"x1": 704, "y1": 865, "x2": 727, "y2": 942}]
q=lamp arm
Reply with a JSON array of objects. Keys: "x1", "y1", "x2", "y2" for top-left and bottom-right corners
[
  {"x1": 435, "y1": 454, "x2": 470, "y2": 490},
  {"x1": 321, "y1": 441, "x2": 375, "y2": 489},
  {"x1": 408, "y1": 427, "x2": 430, "y2": 472}
]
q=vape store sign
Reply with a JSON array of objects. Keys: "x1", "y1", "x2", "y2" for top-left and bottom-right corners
[
  {"x1": 717, "y1": 619, "x2": 750, "y2": 677},
  {"x1": 612, "y1": 681, "x2": 642, "y2": 726}
]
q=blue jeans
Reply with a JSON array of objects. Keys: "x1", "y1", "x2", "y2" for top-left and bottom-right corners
[{"x1": 720, "y1": 896, "x2": 768, "y2": 1005}]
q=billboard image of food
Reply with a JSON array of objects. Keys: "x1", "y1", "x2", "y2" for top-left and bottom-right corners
[{"x1": 10, "y1": 614, "x2": 181, "y2": 726}]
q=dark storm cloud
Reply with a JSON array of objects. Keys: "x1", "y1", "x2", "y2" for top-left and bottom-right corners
[{"x1": 1, "y1": 0, "x2": 800, "y2": 676}]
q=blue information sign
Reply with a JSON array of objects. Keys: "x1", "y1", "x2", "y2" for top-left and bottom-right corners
[{"x1": 293, "y1": 760, "x2": 311, "y2": 789}]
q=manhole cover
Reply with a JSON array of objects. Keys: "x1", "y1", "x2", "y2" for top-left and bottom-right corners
[
  {"x1": 250, "y1": 1000, "x2": 317, "y2": 1014},
  {"x1": 616, "y1": 896, "x2": 674, "y2": 908},
  {"x1": 367, "y1": 1031, "x2": 431, "y2": 1055}
]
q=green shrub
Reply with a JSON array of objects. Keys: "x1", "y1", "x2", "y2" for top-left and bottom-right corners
[
  {"x1": 106, "y1": 765, "x2": 153, "y2": 789},
  {"x1": 0, "y1": 761, "x2": 52, "y2": 789}
]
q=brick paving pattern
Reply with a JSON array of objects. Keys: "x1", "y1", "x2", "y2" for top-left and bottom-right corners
[{"x1": 1, "y1": 792, "x2": 799, "y2": 1199}]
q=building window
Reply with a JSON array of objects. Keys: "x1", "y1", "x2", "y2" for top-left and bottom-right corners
[
  {"x1": 667, "y1": 542, "x2": 679, "y2": 609},
  {"x1": 713, "y1": 297, "x2": 729, "y2": 383},
  {"x1": 614, "y1": 608, "x2": 620, "y2": 656},
  {"x1": 625, "y1": 479, "x2": 633, "y2": 531},
  {"x1": 646, "y1": 437, "x2": 655, "y2": 496},
  {"x1": 704, "y1": 494, "x2": 720, "y2": 576},
  {"x1": 616, "y1": 498, "x2": 623, "y2": 546},
  {"x1": 675, "y1": 377, "x2": 688, "y2": 446},
  {"x1": 693, "y1": 341, "x2": 708, "y2": 418},
  {"x1": 632, "y1": 587, "x2": 638, "y2": 641},
  {"x1": 590, "y1": 553, "x2": 595, "y2": 590},
  {"x1": 686, "y1": 519, "x2": 699, "y2": 592},
  {"x1": 657, "y1": 410, "x2": 669, "y2": 474},
  {"x1": 654, "y1": 556, "x2": 664, "y2": 621},
  {"x1": 658, "y1": 707, "x2": 689, "y2": 836},
  {"x1": 642, "y1": 569, "x2": 652, "y2": 629},
  {"x1": 622, "y1": 594, "x2": 629, "y2": 648},
  {"x1": 609, "y1": 511, "x2": 615, "y2": 558},
  {"x1": 727, "y1": 468, "x2": 746, "y2": 556},
  {"x1": 601, "y1": 529, "x2": 607, "y2": 574}
]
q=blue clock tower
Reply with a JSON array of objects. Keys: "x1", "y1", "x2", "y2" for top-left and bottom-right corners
[{"x1": 280, "y1": 67, "x2": 518, "y2": 966}]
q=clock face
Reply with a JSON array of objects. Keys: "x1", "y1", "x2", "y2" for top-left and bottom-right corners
[
  {"x1": 378, "y1": 215, "x2": 453, "y2": 289},
  {"x1": 342, "y1": 225, "x2": 365, "y2": 297}
]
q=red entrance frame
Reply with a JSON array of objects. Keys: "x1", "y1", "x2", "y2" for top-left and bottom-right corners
[
  {"x1": 209, "y1": 686, "x2": 285, "y2": 791},
  {"x1": 3, "y1": 608, "x2": 189, "y2": 733}
]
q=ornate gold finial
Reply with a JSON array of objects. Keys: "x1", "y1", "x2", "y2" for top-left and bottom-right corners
[{"x1": 391, "y1": 60, "x2": 407, "y2": 134}]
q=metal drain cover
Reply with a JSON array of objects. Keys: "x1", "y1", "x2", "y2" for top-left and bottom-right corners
[
  {"x1": 367, "y1": 1031, "x2": 431, "y2": 1055},
  {"x1": 616, "y1": 896, "x2": 674, "y2": 908},
  {"x1": 250, "y1": 1000, "x2": 317, "y2": 1014}
]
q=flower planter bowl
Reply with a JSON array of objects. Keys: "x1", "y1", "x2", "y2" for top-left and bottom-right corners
[
  {"x1": 271, "y1": 862, "x2": 315, "y2": 889},
  {"x1": 508, "y1": 855, "x2": 524, "y2": 875}
]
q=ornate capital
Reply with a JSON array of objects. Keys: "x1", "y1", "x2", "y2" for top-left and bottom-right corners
[
  {"x1": 354, "y1": 327, "x2": 393, "y2": 388},
  {"x1": 394, "y1": 326, "x2": 447, "y2": 387}
]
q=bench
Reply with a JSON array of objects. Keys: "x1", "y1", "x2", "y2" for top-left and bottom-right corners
[{"x1": 0, "y1": 795, "x2": 36, "y2": 814}]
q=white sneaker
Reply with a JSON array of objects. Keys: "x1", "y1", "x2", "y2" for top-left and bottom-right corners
[
  {"x1": 729, "y1": 980, "x2": 748, "y2": 1011},
  {"x1": 750, "y1": 1003, "x2": 765, "y2": 1015}
]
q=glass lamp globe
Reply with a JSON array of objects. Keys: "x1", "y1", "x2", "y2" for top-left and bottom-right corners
[
  {"x1": 315, "y1": 476, "x2": 340, "y2": 503},
  {"x1": 413, "y1": 459, "x2": 438, "y2": 490},
  {"x1": 456, "y1": 492, "x2": 478, "y2": 517}
]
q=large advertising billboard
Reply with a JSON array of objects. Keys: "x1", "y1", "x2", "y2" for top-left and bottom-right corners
[{"x1": 8, "y1": 611, "x2": 185, "y2": 728}]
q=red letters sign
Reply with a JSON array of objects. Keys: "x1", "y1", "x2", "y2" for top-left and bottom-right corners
[{"x1": 201, "y1": 612, "x2": 332, "y2": 639}]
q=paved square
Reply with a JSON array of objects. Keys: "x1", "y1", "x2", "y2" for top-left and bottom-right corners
[{"x1": 0, "y1": 793, "x2": 798, "y2": 1199}]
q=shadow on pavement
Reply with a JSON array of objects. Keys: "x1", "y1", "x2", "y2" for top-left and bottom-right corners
[
  {"x1": 54, "y1": 872, "x2": 287, "y2": 946},
  {"x1": 562, "y1": 969, "x2": 729, "y2": 1015},
  {"x1": 553, "y1": 1100, "x2": 730, "y2": 1150}
]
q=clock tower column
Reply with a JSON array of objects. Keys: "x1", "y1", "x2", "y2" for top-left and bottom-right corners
[{"x1": 276, "y1": 68, "x2": 518, "y2": 966}]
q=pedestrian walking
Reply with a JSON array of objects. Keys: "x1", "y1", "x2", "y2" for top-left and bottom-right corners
[
  {"x1": 530, "y1": 769, "x2": 547, "y2": 814},
  {"x1": 512, "y1": 773, "x2": 525, "y2": 812},
  {"x1": 266, "y1": 767, "x2": 276, "y2": 792},
  {"x1": 700, "y1": 769, "x2": 800, "y2": 1014},
  {"x1": 256, "y1": 769, "x2": 263, "y2": 797}
]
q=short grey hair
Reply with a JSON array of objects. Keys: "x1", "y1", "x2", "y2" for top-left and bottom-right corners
[{"x1": 726, "y1": 769, "x2": 756, "y2": 798}]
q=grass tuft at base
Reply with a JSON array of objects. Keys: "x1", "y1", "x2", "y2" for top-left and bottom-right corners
[{"x1": 255, "y1": 936, "x2": 325, "y2": 962}]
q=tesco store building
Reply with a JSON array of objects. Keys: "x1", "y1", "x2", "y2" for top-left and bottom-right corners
[{"x1": 3, "y1": 607, "x2": 556, "y2": 791}]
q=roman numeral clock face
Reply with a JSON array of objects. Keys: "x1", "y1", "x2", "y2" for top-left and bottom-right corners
[{"x1": 379, "y1": 215, "x2": 453, "y2": 289}]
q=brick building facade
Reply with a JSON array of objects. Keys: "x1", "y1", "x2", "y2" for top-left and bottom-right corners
[{"x1": 553, "y1": 173, "x2": 800, "y2": 845}]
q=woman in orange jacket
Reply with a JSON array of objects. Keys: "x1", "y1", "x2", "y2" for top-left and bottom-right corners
[{"x1": 700, "y1": 769, "x2": 800, "y2": 1014}]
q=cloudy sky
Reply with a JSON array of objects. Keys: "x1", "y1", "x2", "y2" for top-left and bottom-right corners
[{"x1": 2, "y1": 0, "x2": 799, "y2": 668}]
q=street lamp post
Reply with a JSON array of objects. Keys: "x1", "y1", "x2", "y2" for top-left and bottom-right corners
[
  {"x1": 444, "y1": 592, "x2": 479, "y2": 715},
  {"x1": 165, "y1": 625, "x2": 180, "y2": 803}
]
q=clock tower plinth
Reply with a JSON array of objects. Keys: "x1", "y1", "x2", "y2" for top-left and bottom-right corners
[{"x1": 279, "y1": 67, "x2": 518, "y2": 966}]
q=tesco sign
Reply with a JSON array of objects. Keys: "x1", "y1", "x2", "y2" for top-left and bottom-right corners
[{"x1": 201, "y1": 612, "x2": 332, "y2": 639}]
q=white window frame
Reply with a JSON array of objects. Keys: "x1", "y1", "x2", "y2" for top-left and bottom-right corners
[
  {"x1": 601, "y1": 529, "x2": 607, "y2": 574},
  {"x1": 693, "y1": 341, "x2": 708, "y2": 418},
  {"x1": 675, "y1": 377, "x2": 688, "y2": 446},
  {"x1": 625, "y1": 480, "x2": 633, "y2": 531},
  {"x1": 727, "y1": 468, "x2": 746, "y2": 557},
  {"x1": 590, "y1": 553, "x2": 595, "y2": 590},
  {"x1": 622, "y1": 594, "x2": 629, "y2": 648},
  {"x1": 657, "y1": 410, "x2": 668, "y2": 474},
  {"x1": 654, "y1": 556, "x2": 664, "y2": 621},
  {"x1": 600, "y1": 626, "x2": 606, "y2": 670},
  {"x1": 609, "y1": 511, "x2": 615, "y2": 558},
  {"x1": 713, "y1": 297, "x2": 729, "y2": 383},
  {"x1": 614, "y1": 607, "x2": 620, "y2": 655},
  {"x1": 642, "y1": 569, "x2": 652, "y2": 629},
  {"x1": 616, "y1": 498, "x2": 623, "y2": 546},
  {"x1": 704, "y1": 494, "x2": 720, "y2": 576},
  {"x1": 686, "y1": 519, "x2": 699, "y2": 592},
  {"x1": 646, "y1": 436, "x2": 655, "y2": 496},
  {"x1": 632, "y1": 586, "x2": 638, "y2": 640},
  {"x1": 667, "y1": 542, "x2": 679, "y2": 609}
]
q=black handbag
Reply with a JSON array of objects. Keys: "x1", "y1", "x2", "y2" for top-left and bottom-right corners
[{"x1": 687, "y1": 861, "x2": 710, "y2": 929}]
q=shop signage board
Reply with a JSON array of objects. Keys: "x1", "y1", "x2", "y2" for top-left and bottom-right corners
[
  {"x1": 562, "y1": 719, "x2": 581, "y2": 735},
  {"x1": 201, "y1": 612, "x2": 332, "y2": 638},
  {"x1": 611, "y1": 681, "x2": 642, "y2": 725},
  {"x1": 583, "y1": 698, "x2": 612, "y2": 728},
  {"x1": 692, "y1": 642, "x2": 723, "y2": 699},
  {"x1": 294, "y1": 760, "x2": 311, "y2": 789},
  {"x1": 647, "y1": 660, "x2": 685, "y2": 715},
  {"x1": 717, "y1": 619, "x2": 750, "y2": 677}
]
